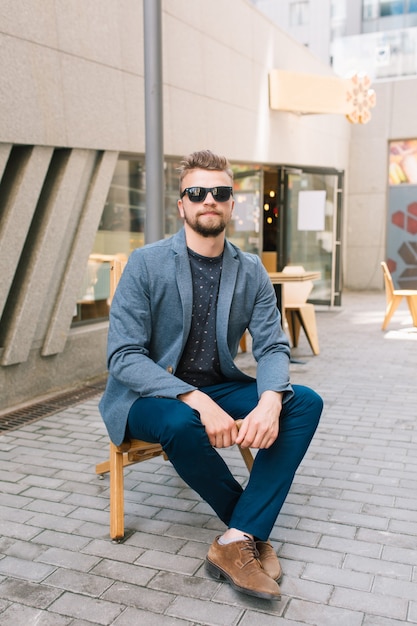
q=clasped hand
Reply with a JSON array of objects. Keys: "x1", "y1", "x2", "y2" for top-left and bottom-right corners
[{"x1": 178, "y1": 389, "x2": 282, "y2": 450}]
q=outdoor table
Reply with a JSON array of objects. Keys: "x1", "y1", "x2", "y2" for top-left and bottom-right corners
[{"x1": 268, "y1": 271, "x2": 321, "y2": 314}]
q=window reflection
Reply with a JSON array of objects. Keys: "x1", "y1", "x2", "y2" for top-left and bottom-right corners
[
  {"x1": 73, "y1": 158, "x2": 145, "y2": 325},
  {"x1": 73, "y1": 157, "x2": 262, "y2": 325}
]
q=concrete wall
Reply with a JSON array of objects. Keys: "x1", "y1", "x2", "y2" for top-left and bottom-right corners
[
  {"x1": 161, "y1": 0, "x2": 350, "y2": 167},
  {"x1": 0, "y1": 0, "x2": 351, "y2": 411},
  {"x1": 346, "y1": 77, "x2": 417, "y2": 290}
]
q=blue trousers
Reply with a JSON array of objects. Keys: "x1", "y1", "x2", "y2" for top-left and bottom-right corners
[{"x1": 127, "y1": 382, "x2": 323, "y2": 541}]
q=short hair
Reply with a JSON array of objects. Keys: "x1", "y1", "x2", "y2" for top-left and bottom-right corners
[{"x1": 178, "y1": 150, "x2": 233, "y2": 192}]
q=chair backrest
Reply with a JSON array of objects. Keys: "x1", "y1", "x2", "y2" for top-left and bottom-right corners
[
  {"x1": 381, "y1": 261, "x2": 394, "y2": 301},
  {"x1": 109, "y1": 254, "x2": 128, "y2": 304},
  {"x1": 282, "y1": 265, "x2": 313, "y2": 305},
  {"x1": 261, "y1": 252, "x2": 277, "y2": 272}
]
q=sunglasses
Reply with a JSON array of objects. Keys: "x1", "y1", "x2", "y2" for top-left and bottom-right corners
[{"x1": 180, "y1": 186, "x2": 233, "y2": 203}]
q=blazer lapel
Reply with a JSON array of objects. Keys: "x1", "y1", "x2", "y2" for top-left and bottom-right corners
[
  {"x1": 173, "y1": 230, "x2": 193, "y2": 349},
  {"x1": 216, "y1": 241, "x2": 239, "y2": 350}
]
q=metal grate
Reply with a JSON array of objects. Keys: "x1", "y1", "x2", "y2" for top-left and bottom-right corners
[{"x1": 0, "y1": 378, "x2": 107, "y2": 433}]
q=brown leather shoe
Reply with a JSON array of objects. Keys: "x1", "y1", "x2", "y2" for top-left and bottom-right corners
[
  {"x1": 256, "y1": 540, "x2": 283, "y2": 581},
  {"x1": 206, "y1": 536, "x2": 281, "y2": 600}
]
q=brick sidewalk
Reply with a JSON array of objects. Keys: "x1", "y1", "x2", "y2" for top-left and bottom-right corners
[{"x1": 0, "y1": 290, "x2": 416, "y2": 625}]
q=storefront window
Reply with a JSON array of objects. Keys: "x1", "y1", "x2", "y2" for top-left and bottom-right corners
[
  {"x1": 72, "y1": 157, "x2": 145, "y2": 324},
  {"x1": 389, "y1": 139, "x2": 417, "y2": 184},
  {"x1": 380, "y1": 0, "x2": 405, "y2": 15},
  {"x1": 73, "y1": 157, "x2": 261, "y2": 325},
  {"x1": 363, "y1": 0, "x2": 417, "y2": 18}
]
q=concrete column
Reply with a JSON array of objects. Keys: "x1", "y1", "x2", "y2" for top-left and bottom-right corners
[{"x1": 143, "y1": 0, "x2": 164, "y2": 243}]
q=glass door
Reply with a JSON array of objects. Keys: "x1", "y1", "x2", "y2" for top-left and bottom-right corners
[{"x1": 278, "y1": 166, "x2": 343, "y2": 306}]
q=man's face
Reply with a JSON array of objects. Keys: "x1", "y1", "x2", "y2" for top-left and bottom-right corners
[{"x1": 178, "y1": 168, "x2": 234, "y2": 238}]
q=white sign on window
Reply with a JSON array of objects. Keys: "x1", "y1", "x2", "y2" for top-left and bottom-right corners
[{"x1": 297, "y1": 190, "x2": 326, "y2": 231}]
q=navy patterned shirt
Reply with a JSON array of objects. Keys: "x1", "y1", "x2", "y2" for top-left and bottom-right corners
[{"x1": 176, "y1": 248, "x2": 225, "y2": 387}]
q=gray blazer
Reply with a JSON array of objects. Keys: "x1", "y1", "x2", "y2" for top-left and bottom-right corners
[{"x1": 99, "y1": 228, "x2": 293, "y2": 445}]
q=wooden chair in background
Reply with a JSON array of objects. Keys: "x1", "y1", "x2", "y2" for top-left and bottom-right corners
[
  {"x1": 282, "y1": 266, "x2": 320, "y2": 356},
  {"x1": 96, "y1": 262, "x2": 254, "y2": 541},
  {"x1": 380, "y1": 261, "x2": 417, "y2": 330}
]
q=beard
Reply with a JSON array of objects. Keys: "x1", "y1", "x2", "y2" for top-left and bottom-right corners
[{"x1": 183, "y1": 211, "x2": 228, "y2": 238}]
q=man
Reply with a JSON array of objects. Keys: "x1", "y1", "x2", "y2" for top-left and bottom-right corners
[{"x1": 99, "y1": 149, "x2": 323, "y2": 600}]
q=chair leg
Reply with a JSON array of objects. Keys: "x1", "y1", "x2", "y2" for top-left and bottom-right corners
[
  {"x1": 382, "y1": 295, "x2": 403, "y2": 330},
  {"x1": 238, "y1": 445, "x2": 254, "y2": 472},
  {"x1": 406, "y1": 295, "x2": 417, "y2": 327},
  {"x1": 286, "y1": 310, "x2": 301, "y2": 347},
  {"x1": 297, "y1": 305, "x2": 320, "y2": 355},
  {"x1": 109, "y1": 442, "x2": 125, "y2": 541}
]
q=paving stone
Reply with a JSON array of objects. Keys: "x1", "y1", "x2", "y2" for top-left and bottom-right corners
[
  {"x1": 318, "y1": 535, "x2": 383, "y2": 558},
  {"x1": 44, "y1": 567, "x2": 113, "y2": 597},
  {"x1": 177, "y1": 540, "x2": 211, "y2": 560},
  {"x1": 112, "y1": 606, "x2": 191, "y2": 625},
  {"x1": 373, "y1": 574, "x2": 417, "y2": 601},
  {"x1": 28, "y1": 512, "x2": 87, "y2": 534},
  {"x1": 31, "y1": 529, "x2": 91, "y2": 551},
  {"x1": 67, "y1": 506, "x2": 109, "y2": 525},
  {"x1": 0, "y1": 556, "x2": 55, "y2": 582},
  {"x1": 135, "y1": 549, "x2": 201, "y2": 575},
  {"x1": 23, "y1": 499, "x2": 77, "y2": 516},
  {"x1": 296, "y1": 518, "x2": 357, "y2": 539},
  {"x1": 0, "y1": 578, "x2": 62, "y2": 608},
  {"x1": 285, "y1": 597, "x2": 364, "y2": 626},
  {"x1": 142, "y1": 493, "x2": 198, "y2": 512},
  {"x1": 166, "y1": 595, "x2": 243, "y2": 625},
  {"x1": 330, "y1": 587, "x2": 408, "y2": 621},
  {"x1": 0, "y1": 505, "x2": 35, "y2": 524},
  {"x1": 154, "y1": 507, "x2": 213, "y2": 528},
  {"x1": 71, "y1": 520, "x2": 112, "y2": 539},
  {"x1": 0, "y1": 603, "x2": 72, "y2": 625},
  {"x1": 357, "y1": 526, "x2": 417, "y2": 550},
  {"x1": 101, "y1": 581, "x2": 174, "y2": 613},
  {"x1": 280, "y1": 574, "x2": 333, "y2": 604},
  {"x1": 343, "y1": 553, "x2": 413, "y2": 580},
  {"x1": 35, "y1": 547, "x2": 100, "y2": 571},
  {"x1": 302, "y1": 563, "x2": 372, "y2": 591},
  {"x1": 81, "y1": 538, "x2": 143, "y2": 563},
  {"x1": 90, "y1": 559, "x2": 157, "y2": 587},
  {"x1": 3, "y1": 539, "x2": 47, "y2": 561},
  {"x1": 126, "y1": 531, "x2": 186, "y2": 554},
  {"x1": 362, "y1": 616, "x2": 413, "y2": 626},
  {"x1": 239, "y1": 611, "x2": 305, "y2": 625},
  {"x1": 48, "y1": 591, "x2": 123, "y2": 624},
  {"x1": 383, "y1": 544, "x2": 417, "y2": 566},
  {"x1": 148, "y1": 570, "x2": 218, "y2": 600}
]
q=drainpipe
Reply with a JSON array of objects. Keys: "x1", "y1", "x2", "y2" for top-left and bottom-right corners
[{"x1": 143, "y1": 0, "x2": 164, "y2": 243}]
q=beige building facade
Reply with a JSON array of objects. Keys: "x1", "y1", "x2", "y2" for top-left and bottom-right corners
[{"x1": 0, "y1": 0, "x2": 403, "y2": 411}]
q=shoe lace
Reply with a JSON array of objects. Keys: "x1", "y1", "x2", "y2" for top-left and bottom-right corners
[{"x1": 240, "y1": 536, "x2": 260, "y2": 566}]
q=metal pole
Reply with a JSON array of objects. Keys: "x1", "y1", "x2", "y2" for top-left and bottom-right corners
[{"x1": 143, "y1": 0, "x2": 164, "y2": 243}]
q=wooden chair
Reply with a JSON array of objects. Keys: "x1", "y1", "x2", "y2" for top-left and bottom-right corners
[
  {"x1": 283, "y1": 266, "x2": 320, "y2": 356},
  {"x1": 381, "y1": 261, "x2": 417, "y2": 330},
  {"x1": 96, "y1": 261, "x2": 254, "y2": 541}
]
